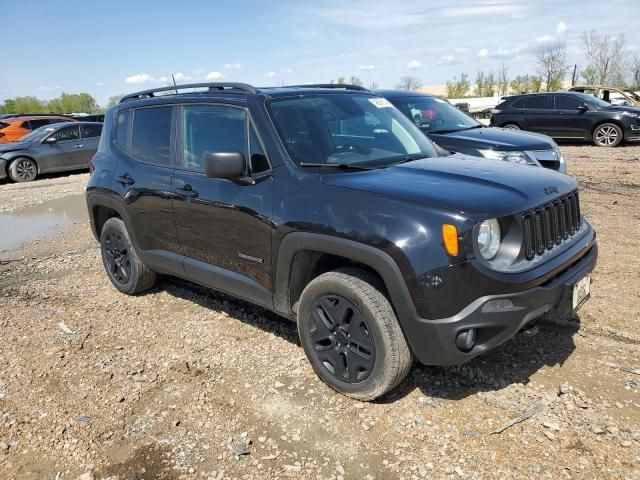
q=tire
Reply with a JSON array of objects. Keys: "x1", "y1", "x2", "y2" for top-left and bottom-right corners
[
  {"x1": 502, "y1": 123, "x2": 520, "y2": 130},
  {"x1": 593, "y1": 123, "x2": 623, "y2": 147},
  {"x1": 100, "y1": 217, "x2": 156, "y2": 295},
  {"x1": 297, "y1": 268, "x2": 412, "y2": 401},
  {"x1": 8, "y1": 157, "x2": 38, "y2": 182}
]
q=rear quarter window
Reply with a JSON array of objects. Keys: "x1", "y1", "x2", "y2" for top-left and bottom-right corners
[{"x1": 131, "y1": 106, "x2": 172, "y2": 166}]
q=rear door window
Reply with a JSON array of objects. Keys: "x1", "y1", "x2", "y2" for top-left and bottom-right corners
[
  {"x1": 28, "y1": 119, "x2": 52, "y2": 130},
  {"x1": 81, "y1": 124, "x2": 103, "y2": 138},
  {"x1": 554, "y1": 95, "x2": 583, "y2": 110},
  {"x1": 523, "y1": 95, "x2": 551, "y2": 109},
  {"x1": 131, "y1": 106, "x2": 173, "y2": 166}
]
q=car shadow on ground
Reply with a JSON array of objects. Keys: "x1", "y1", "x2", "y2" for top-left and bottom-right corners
[{"x1": 158, "y1": 275, "x2": 579, "y2": 403}]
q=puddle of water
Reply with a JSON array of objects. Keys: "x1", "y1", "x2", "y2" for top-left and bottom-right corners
[{"x1": 0, "y1": 194, "x2": 88, "y2": 256}]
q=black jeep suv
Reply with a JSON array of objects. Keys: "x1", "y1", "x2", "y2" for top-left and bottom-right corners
[{"x1": 87, "y1": 83, "x2": 598, "y2": 400}]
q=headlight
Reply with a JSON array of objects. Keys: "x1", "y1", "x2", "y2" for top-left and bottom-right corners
[
  {"x1": 477, "y1": 219, "x2": 501, "y2": 260},
  {"x1": 479, "y1": 149, "x2": 534, "y2": 165}
]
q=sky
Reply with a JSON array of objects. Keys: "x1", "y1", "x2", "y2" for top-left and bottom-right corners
[{"x1": 1, "y1": 0, "x2": 638, "y2": 106}]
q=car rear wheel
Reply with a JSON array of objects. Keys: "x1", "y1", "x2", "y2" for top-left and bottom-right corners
[
  {"x1": 8, "y1": 157, "x2": 38, "y2": 182},
  {"x1": 502, "y1": 123, "x2": 520, "y2": 130},
  {"x1": 593, "y1": 123, "x2": 622, "y2": 147},
  {"x1": 100, "y1": 217, "x2": 157, "y2": 295},
  {"x1": 297, "y1": 268, "x2": 412, "y2": 401}
]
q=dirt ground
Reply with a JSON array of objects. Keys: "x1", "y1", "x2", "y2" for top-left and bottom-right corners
[{"x1": 0, "y1": 145, "x2": 639, "y2": 480}]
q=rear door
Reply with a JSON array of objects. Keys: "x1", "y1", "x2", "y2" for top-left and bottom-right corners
[
  {"x1": 112, "y1": 106, "x2": 180, "y2": 256},
  {"x1": 521, "y1": 95, "x2": 554, "y2": 134},
  {"x1": 79, "y1": 124, "x2": 103, "y2": 166},
  {"x1": 550, "y1": 94, "x2": 592, "y2": 140},
  {"x1": 37, "y1": 125, "x2": 84, "y2": 172}
]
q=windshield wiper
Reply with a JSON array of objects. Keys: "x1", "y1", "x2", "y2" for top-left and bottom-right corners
[
  {"x1": 386, "y1": 154, "x2": 431, "y2": 166},
  {"x1": 299, "y1": 162, "x2": 377, "y2": 171}
]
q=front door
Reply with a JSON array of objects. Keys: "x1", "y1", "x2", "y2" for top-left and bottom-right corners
[
  {"x1": 172, "y1": 103, "x2": 274, "y2": 291},
  {"x1": 40, "y1": 124, "x2": 84, "y2": 171},
  {"x1": 550, "y1": 95, "x2": 592, "y2": 140}
]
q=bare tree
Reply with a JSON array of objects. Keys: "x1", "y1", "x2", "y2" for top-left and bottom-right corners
[
  {"x1": 475, "y1": 70, "x2": 486, "y2": 96},
  {"x1": 630, "y1": 53, "x2": 640, "y2": 89},
  {"x1": 484, "y1": 71, "x2": 497, "y2": 96},
  {"x1": 445, "y1": 73, "x2": 471, "y2": 98},
  {"x1": 368, "y1": 80, "x2": 379, "y2": 90},
  {"x1": 396, "y1": 75, "x2": 422, "y2": 91},
  {"x1": 581, "y1": 30, "x2": 627, "y2": 85},
  {"x1": 349, "y1": 76, "x2": 363, "y2": 87},
  {"x1": 536, "y1": 42, "x2": 568, "y2": 91},
  {"x1": 580, "y1": 65, "x2": 598, "y2": 85},
  {"x1": 498, "y1": 64, "x2": 509, "y2": 96}
]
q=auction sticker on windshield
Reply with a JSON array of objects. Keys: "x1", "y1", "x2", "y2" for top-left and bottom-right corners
[
  {"x1": 369, "y1": 98, "x2": 393, "y2": 108},
  {"x1": 572, "y1": 274, "x2": 591, "y2": 311}
]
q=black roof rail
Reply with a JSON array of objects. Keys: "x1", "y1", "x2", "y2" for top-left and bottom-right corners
[
  {"x1": 120, "y1": 82, "x2": 258, "y2": 103},
  {"x1": 284, "y1": 83, "x2": 370, "y2": 92}
]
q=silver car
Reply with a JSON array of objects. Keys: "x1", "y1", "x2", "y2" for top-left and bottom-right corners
[{"x1": 0, "y1": 122, "x2": 102, "y2": 182}]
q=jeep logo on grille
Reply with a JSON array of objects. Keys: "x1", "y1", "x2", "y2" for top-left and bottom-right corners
[{"x1": 544, "y1": 186, "x2": 559, "y2": 195}]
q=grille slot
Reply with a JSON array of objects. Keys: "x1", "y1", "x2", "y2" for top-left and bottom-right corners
[{"x1": 522, "y1": 191, "x2": 581, "y2": 260}]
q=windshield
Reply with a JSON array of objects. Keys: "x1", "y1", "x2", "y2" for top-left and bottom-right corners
[
  {"x1": 571, "y1": 92, "x2": 612, "y2": 108},
  {"x1": 388, "y1": 95, "x2": 480, "y2": 133},
  {"x1": 20, "y1": 125, "x2": 56, "y2": 142},
  {"x1": 268, "y1": 94, "x2": 437, "y2": 167}
]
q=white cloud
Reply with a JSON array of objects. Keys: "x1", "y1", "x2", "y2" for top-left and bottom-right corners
[
  {"x1": 440, "y1": 4, "x2": 527, "y2": 18},
  {"x1": 264, "y1": 71, "x2": 278, "y2": 78},
  {"x1": 95, "y1": 82, "x2": 105, "y2": 87},
  {"x1": 358, "y1": 65, "x2": 375, "y2": 70},
  {"x1": 173, "y1": 72, "x2": 193, "y2": 82},
  {"x1": 407, "y1": 59, "x2": 421, "y2": 69},
  {"x1": 478, "y1": 48, "x2": 488, "y2": 58},
  {"x1": 37, "y1": 85, "x2": 62, "y2": 91},
  {"x1": 556, "y1": 21, "x2": 568, "y2": 34},
  {"x1": 125, "y1": 73, "x2": 156, "y2": 85},
  {"x1": 206, "y1": 71, "x2": 225, "y2": 80},
  {"x1": 454, "y1": 47, "x2": 470, "y2": 53},
  {"x1": 280, "y1": 68, "x2": 293, "y2": 74},
  {"x1": 437, "y1": 55, "x2": 456, "y2": 65},
  {"x1": 535, "y1": 34, "x2": 555, "y2": 44},
  {"x1": 224, "y1": 63, "x2": 242, "y2": 70}
]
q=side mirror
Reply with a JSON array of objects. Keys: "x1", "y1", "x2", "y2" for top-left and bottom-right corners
[
  {"x1": 202, "y1": 152, "x2": 254, "y2": 186},
  {"x1": 577, "y1": 105, "x2": 589, "y2": 113},
  {"x1": 45, "y1": 136, "x2": 57, "y2": 145}
]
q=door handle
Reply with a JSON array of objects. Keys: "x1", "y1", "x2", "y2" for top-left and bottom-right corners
[
  {"x1": 176, "y1": 184, "x2": 198, "y2": 199},
  {"x1": 74, "y1": 144, "x2": 85, "y2": 148},
  {"x1": 116, "y1": 174, "x2": 135, "y2": 185}
]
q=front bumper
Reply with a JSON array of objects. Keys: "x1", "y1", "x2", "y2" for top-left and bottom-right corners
[{"x1": 406, "y1": 240, "x2": 598, "y2": 365}]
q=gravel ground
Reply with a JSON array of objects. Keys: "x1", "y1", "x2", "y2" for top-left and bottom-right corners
[{"x1": 0, "y1": 146, "x2": 639, "y2": 480}]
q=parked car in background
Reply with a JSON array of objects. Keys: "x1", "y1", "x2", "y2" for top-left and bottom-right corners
[
  {"x1": 378, "y1": 90, "x2": 566, "y2": 172},
  {"x1": 0, "y1": 115, "x2": 78, "y2": 143},
  {"x1": 0, "y1": 122, "x2": 102, "y2": 182},
  {"x1": 569, "y1": 85, "x2": 640, "y2": 107},
  {"x1": 491, "y1": 92, "x2": 640, "y2": 147}
]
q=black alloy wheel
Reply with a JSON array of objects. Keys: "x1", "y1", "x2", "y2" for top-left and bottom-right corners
[
  {"x1": 103, "y1": 230, "x2": 131, "y2": 285},
  {"x1": 309, "y1": 294, "x2": 376, "y2": 383}
]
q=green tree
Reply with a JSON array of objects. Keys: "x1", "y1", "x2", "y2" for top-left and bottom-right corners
[
  {"x1": 107, "y1": 94, "x2": 125, "y2": 108},
  {"x1": 531, "y1": 76, "x2": 543, "y2": 92},
  {"x1": 349, "y1": 76, "x2": 363, "y2": 87},
  {"x1": 445, "y1": 73, "x2": 470, "y2": 98},
  {"x1": 475, "y1": 70, "x2": 486, "y2": 96}
]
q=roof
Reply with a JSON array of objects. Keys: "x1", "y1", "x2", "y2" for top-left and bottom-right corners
[
  {"x1": 4, "y1": 115, "x2": 78, "y2": 124},
  {"x1": 373, "y1": 89, "x2": 434, "y2": 98}
]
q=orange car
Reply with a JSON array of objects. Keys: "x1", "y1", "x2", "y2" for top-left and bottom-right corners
[{"x1": 0, "y1": 115, "x2": 77, "y2": 143}]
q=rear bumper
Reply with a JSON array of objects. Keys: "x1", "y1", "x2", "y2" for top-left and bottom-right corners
[{"x1": 407, "y1": 240, "x2": 597, "y2": 365}]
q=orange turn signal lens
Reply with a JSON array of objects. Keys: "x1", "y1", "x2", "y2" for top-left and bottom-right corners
[{"x1": 442, "y1": 224, "x2": 459, "y2": 256}]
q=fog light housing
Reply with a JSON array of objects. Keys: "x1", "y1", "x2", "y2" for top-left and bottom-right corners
[{"x1": 455, "y1": 328, "x2": 476, "y2": 352}]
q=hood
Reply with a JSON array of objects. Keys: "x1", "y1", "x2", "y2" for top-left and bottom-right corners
[
  {"x1": 427, "y1": 127, "x2": 554, "y2": 152},
  {"x1": 606, "y1": 105, "x2": 640, "y2": 114},
  {"x1": 0, "y1": 141, "x2": 31, "y2": 154},
  {"x1": 321, "y1": 154, "x2": 577, "y2": 219}
]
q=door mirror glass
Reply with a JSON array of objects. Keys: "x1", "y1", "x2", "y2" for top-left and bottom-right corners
[
  {"x1": 577, "y1": 105, "x2": 589, "y2": 113},
  {"x1": 45, "y1": 136, "x2": 57, "y2": 145},
  {"x1": 203, "y1": 151, "x2": 246, "y2": 179}
]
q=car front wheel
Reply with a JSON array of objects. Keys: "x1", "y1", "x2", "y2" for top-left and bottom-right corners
[
  {"x1": 297, "y1": 268, "x2": 412, "y2": 401},
  {"x1": 593, "y1": 123, "x2": 623, "y2": 147},
  {"x1": 8, "y1": 157, "x2": 38, "y2": 182}
]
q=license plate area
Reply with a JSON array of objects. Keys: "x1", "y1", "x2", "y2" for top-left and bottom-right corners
[{"x1": 572, "y1": 274, "x2": 591, "y2": 311}]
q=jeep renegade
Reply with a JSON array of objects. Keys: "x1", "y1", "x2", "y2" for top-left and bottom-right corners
[{"x1": 87, "y1": 83, "x2": 598, "y2": 400}]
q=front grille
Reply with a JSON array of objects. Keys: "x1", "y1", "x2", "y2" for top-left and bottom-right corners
[{"x1": 522, "y1": 191, "x2": 581, "y2": 260}]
